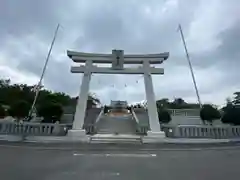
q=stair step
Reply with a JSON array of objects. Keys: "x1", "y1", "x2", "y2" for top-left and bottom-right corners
[
  {"x1": 95, "y1": 114, "x2": 138, "y2": 135},
  {"x1": 90, "y1": 134, "x2": 142, "y2": 144}
]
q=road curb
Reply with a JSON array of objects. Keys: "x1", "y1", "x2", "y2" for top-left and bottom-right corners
[{"x1": 0, "y1": 135, "x2": 240, "y2": 144}]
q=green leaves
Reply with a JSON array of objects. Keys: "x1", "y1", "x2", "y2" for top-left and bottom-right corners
[
  {"x1": 222, "y1": 106, "x2": 240, "y2": 125},
  {"x1": 8, "y1": 100, "x2": 31, "y2": 119},
  {"x1": 156, "y1": 98, "x2": 200, "y2": 109},
  {"x1": 200, "y1": 104, "x2": 221, "y2": 123},
  {"x1": 0, "y1": 105, "x2": 6, "y2": 118},
  {"x1": 158, "y1": 107, "x2": 171, "y2": 124},
  {"x1": 37, "y1": 102, "x2": 63, "y2": 123}
]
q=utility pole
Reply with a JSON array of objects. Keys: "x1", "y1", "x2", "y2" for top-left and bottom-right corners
[
  {"x1": 28, "y1": 24, "x2": 60, "y2": 120},
  {"x1": 178, "y1": 24, "x2": 202, "y2": 108}
]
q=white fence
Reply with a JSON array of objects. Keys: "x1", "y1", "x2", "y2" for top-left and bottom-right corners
[
  {"x1": 0, "y1": 122, "x2": 68, "y2": 136},
  {"x1": 168, "y1": 109, "x2": 200, "y2": 116},
  {"x1": 164, "y1": 125, "x2": 240, "y2": 139}
]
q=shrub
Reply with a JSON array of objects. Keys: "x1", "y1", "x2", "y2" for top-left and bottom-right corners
[
  {"x1": 221, "y1": 106, "x2": 240, "y2": 125},
  {"x1": 9, "y1": 100, "x2": 31, "y2": 119},
  {"x1": 200, "y1": 104, "x2": 221, "y2": 124},
  {"x1": 0, "y1": 105, "x2": 6, "y2": 118},
  {"x1": 38, "y1": 102, "x2": 63, "y2": 123},
  {"x1": 103, "y1": 105, "x2": 110, "y2": 114},
  {"x1": 158, "y1": 109, "x2": 171, "y2": 124}
]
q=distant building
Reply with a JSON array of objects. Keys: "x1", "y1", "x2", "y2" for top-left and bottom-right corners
[{"x1": 110, "y1": 100, "x2": 128, "y2": 109}]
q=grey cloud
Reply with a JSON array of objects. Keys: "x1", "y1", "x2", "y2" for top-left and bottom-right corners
[
  {"x1": 0, "y1": 0, "x2": 240, "y2": 105},
  {"x1": 216, "y1": 23, "x2": 240, "y2": 61},
  {"x1": 0, "y1": 0, "x2": 69, "y2": 39}
]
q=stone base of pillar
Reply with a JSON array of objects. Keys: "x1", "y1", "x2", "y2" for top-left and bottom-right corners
[
  {"x1": 67, "y1": 129, "x2": 90, "y2": 142},
  {"x1": 142, "y1": 131, "x2": 166, "y2": 143}
]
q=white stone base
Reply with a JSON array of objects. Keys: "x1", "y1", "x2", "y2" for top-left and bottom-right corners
[
  {"x1": 142, "y1": 131, "x2": 166, "y2": 143},
  {"x1": 67, "y1": 129, "x2": 90, "y2": 142}
]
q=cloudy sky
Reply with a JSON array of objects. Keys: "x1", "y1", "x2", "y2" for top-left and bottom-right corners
[{"x1": 0, "y1": 0, "x2": 239, "y2": 106}]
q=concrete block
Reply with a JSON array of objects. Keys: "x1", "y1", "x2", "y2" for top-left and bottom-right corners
[
  {"x1": 142, "y1": 131, "x2": 166, "y2": 143},
  {"x1": 67, "y1": 129, "x2": 90, "y2": 142}
]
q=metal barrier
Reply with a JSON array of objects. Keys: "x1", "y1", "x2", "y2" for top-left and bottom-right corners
[
  {"x1": 0, "y1": 122, "x2": 68, "y2": 136},
  {"x1": 163, "y1": 125, "x2": 240, "y2": 139}
]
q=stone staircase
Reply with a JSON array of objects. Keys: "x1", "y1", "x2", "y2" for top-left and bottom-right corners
[
  {"x1": 96, "y1": 114, "x2": 137, "y2": 134},
  {"x1": 90, "y1": 134, "x2": 142, "y2": 144}
]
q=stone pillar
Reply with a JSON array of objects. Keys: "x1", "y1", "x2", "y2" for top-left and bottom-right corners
[
  {"x1": 73, "y1": 60, "x2": 92, "y2": 129},
  {"x1": 68, "y1": 61, "x2": 92, "y2": 141},
  {"x1": 143, "y1": 61, "x2": 161, "y2": 132}
]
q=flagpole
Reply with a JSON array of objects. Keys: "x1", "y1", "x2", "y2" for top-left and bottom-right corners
[
  {"x1": 178, "y1": 24, "x2": 202, "y2": 108},
  {"x1": 28, "y1": 24, "x2": 60, "y2": 120}
]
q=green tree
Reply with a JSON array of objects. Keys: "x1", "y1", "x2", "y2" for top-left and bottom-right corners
[
  {"x1": 221, "y1": 106, "x2": 240, "y2": 125},
  {"x1": 158, "y1": 107, "x2": 171, "y2": 124},
  {"x1": 233, "y1": 92, "x2": 240, "y2": 105},
  {"x1": 103, "y1": 105, "x2": 110, "y2": 114},
  {"x1": 200, "y1": 104, "x2": 221, "y2": 125},
  {"x1": 222, "y1": 98, "x2": 233, "y2": 113},
  {"x1": 74, "y1": 94, "x2": 100, "y2": 110},
  {"x1": 38, "y1": 102, "x2": 63, "y2": 123},
  {"x1": 156, "y1": 98, "x2": 200, "y2": 109},
  {"x1": 0, "y1": 78, "x2": 101, "y2": 118},
  {"x1": 156, "y1": 98, "x2": 170, "y2": 109},
  {"x1": 9, "y1": 100, "x2": 31, "y2": 120},
  {"x1": 0, "y1": 105, "x2": 6, "y2": 118}
]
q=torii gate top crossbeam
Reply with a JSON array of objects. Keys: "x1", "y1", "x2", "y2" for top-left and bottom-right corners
[{"x1": 67, "y1": 50, "x2": 169, "y2": 64}]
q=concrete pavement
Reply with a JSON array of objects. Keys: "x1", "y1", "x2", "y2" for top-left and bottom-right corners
[{"x1": 1, "y1": 143, "x2": 240, "y2": 180}]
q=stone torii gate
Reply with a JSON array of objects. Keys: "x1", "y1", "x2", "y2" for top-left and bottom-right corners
[{"x1": 67, "y1": 50, "x2": 169, "y2": 139}]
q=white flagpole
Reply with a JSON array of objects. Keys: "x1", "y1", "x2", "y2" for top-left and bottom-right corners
[
  {"x1": 28, "y1": 24, "x2": 60, "y2": 119},
  {"x1": 178, "y1": 24, "x2": 202, "y2": 108}
]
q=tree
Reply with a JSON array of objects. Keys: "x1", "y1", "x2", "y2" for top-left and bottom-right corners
[
  {"x1": 233, "y1": 92, "x2": 240, "y2": 105},
  {"x1": 74, "y1": 94, "x2": 100, "y2": 110},
  {"x1": 9, "y1": 100, "x2": 31, "y2": 120},
  {"x1": 156, "y1": 98, "x2": 170, "y2": 109},
  {"x1": 173, "y1": 98, "x2": 185, "y2": 105},
  {"x1": 38, "y1": 102, "x2": 63, "y2": 123},
  {"x1": 0, "y1": 78, "x2": 102, "y2": 123},
  {"x1": 222, "y1": 98, "x2": 233, "y2": 113},
  {"x1": 103, "y1": 105, "x2": 110, "y2": 114},
  {"x1": 156, "y1": 98, "x2": 200, "y2": 109},
  {"x1": 200, "y1": 104, "x2": 221, "y2": 125},
  {"x1": 158, "y1": 108, "x2": 171, "y2": 124},
  {"x1": 0, "y1": 105, "x2": 6, "y2": 118},
  {"x1": 221, "y1": 106, "x2": 240, "y2": 125}
]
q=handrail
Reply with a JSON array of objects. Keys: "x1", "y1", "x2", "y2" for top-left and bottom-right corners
[
  {"x1": 95, "y1": 108, "x2": 104, "y2": 123},
  {"x1": 131, "y1": 108, "x2": 139, "y2": 123}
]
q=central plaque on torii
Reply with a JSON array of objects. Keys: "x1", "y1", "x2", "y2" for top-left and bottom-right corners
[{"x1": 111, "y1": 50, "x2": 124, "y2": 70}]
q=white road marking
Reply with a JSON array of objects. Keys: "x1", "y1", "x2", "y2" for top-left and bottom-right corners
[
  {"x1": 73, "y1": 153, "x2": 157, "y2": 157},
  {"x1": 1, "y1": 144, "x2": 240, "y2": 151}
]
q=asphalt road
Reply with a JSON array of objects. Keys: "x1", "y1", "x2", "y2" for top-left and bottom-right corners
[{"x1": 1, "y1": 143, "x2": 240, "y2": 180}]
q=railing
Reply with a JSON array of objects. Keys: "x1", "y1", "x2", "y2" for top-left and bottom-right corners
[
  {"x1": 0, "y1": 122, "x2": 68, "y2": 136},
  {"x1": 168, "y1": 109, "x2": 200, "y2": 116},
  {"x1": 131, "y1": 108, "x2": 139, "y2": 123},
  {"x1": 83, "y1": 108, "x2": 102, "y2": 134},
  {"x1": 163, "y1": 125, "x2": 240, "y2": 139},
  {"x1": 95, "y1": 108, "x2": 104, "y2": 123},
  {"x1": 132, "y1": 108, "x2": 149, "y2": 135}
]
